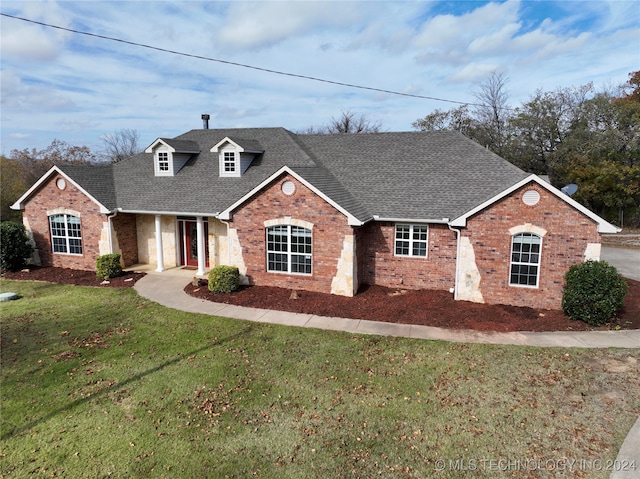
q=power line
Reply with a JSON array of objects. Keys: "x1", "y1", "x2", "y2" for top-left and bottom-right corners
[{"x1": 1, "y1": 12, "x2": 490, "y2": 108}]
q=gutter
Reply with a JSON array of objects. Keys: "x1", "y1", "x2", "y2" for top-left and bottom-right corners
[
  {"x1": 372, "y1": 215, "x2": 450, "y2": 224},
  {"x1": 447, "y1": 223, "x2": 461, "y2": 300},
  {"x1": 107, "y1": 209, "x2": 119, "y2": 254}
]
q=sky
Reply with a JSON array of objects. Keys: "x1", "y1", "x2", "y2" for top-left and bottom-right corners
[{"x1": 1, "y1": 0, "x2": 639, "y2": 156}]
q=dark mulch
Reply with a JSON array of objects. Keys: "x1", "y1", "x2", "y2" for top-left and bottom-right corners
[
  {"x1": 185, "y1": 278, "x2": 640, "y2": 333},
  {"x1": 3, "y1": 266, "x2": 638, "y2": 333},
  {"x1": 2, "y1": 266, "x2": 145, "y2": 288}
]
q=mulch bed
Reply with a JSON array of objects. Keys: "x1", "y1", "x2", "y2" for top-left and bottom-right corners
[
  {"x1": 2, "y1": 266, "x2": 146, "y2": 288},
  {"x1": 184, "y1": 279, "x2": 640, "y2": 333},
  {"x1": 3, "y1": 266, "x2": 638, "y2": 333}
]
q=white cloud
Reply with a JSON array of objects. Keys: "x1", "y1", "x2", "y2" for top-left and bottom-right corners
[
  {"x1": 0, "y1": 69, "x2": 75, "y2": 111},
  {"x1": 0, "y1": 0, "x2": 637, "y2": 154},
  {"x1": 215, "y1": 1, "x2": 363, "y2": 51}
]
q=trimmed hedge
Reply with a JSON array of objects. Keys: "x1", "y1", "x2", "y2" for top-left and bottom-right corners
[
  {"x1": 0, "y1": 221, "x2": 33, "y2": 272},
  {"x1": 208, "y1": 265, "x2": 240, "y2": 294},
  {"x1": 96, "y1": 253, "x2": 123, "y2": 280},
  {"x1": 562, "y1": 260, "x2": 628, "y2": 326}
]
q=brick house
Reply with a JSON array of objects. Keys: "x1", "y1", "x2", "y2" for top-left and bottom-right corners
[{"x1": 11, "y1": 127, "x2": 618, "y2": 310}]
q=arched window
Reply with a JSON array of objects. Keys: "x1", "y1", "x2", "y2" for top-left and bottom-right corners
[
  {"x1": 49, "y1": 214, "x2": 83, "y2": 255},
  {"x1": 509, "y1": 233, "x2": 541, "y2": 287},
  {"x1": 266, "y1": 225, "x2": 312, "y2": 275}
]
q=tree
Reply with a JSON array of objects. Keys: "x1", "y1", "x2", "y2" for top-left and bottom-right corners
[
  {"x1": 301, "y1": 111, "x2": 383, "y2": 134},
  {"x1": 411, "y1": 105, "x2": 474, "y2": 136},
  {"x1": 472, "y1": 71, "x2": 512, "y2": 156},
  {"x1": 0, "y1": 156, "x2": 29, "y2": 222},
  {"x1": 99, "y1": 128, "x2": 141, "y2": 163}
]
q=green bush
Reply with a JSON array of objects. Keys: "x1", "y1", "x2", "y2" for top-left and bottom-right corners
[
  {"x1": 208, "y1": 265, "x2": 240, "y2": 293},
  {"x1": 562, "y1": 260, "x2": 628, "y2": 326},
  {"x1": 96, "y1": 253, "x2": 123, "y2": 280},
  {"x1": 0, "y1": 221, "x2": 33, "y2": 272}
]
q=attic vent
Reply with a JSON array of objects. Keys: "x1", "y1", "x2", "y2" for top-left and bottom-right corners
[
  {"x1": 522, "y1": 190, "x2": 540, "y2": 206},
  {"x1": 282, "y1": 180, "x2": 296, "y2": 195}
]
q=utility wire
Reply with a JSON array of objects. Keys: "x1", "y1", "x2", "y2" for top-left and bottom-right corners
[{"x1": 2, "y1": 12, "x2": 490, "y2": 108}]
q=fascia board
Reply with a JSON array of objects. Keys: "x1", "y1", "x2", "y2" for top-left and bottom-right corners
[
  {"x1": 210, "y1": 137, "x2": 263, "y2": 154},
  {"x1": 117, "y1": 208, "x2": 220, "y2": 217},
  {"x1": 450, "y1": 174, "x2": 621, "y2": 233},
  {"x1": 144, "y1": 138, "x2": 175, "y2": 153},
  {"x1": 218, "y1": 166, "x2": 364, "y2": 226},
  {"x1": 211, "y1": 137, "x2": 239, "y2": 153},
  {"x1": 11, "y1": 165, "x2": 112, "y2": 214},
  {"x1": 373, "y1": 215, "x2": 450, "y2": 224}
]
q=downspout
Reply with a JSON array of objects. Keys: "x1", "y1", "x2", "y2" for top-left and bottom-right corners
[
  {"x1": 107, "y1": 209, "x2": 119, "y2": 254},
  {"x1": 448, "y1": 223, "x2": 461, "y2": 301}
]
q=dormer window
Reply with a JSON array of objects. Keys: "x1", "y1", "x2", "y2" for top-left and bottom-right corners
[
  {"x1": 211, "y1": 137, "x2": 264, "y2": 178},
  {"x1": 157, "y1": 152, "x2": 170, "y2": 173},
  {"x1": 145, "y1": 138, "x2": 200, "y2": 177},
  {"x1": 223, "y1": 151, "x2": 237, "y2": 174}
]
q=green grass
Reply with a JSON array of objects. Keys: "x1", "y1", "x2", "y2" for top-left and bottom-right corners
[{"x1": 1, "y1": 279, "x2": 639, "y2": 478}]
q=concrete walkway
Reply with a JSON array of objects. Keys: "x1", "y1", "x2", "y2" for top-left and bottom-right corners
[{"x1": 133, "y1": 272, "x2": 640, "y2": 348}]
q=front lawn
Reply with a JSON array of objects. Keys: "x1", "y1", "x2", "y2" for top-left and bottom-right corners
[{"x1": 1, "y1": 279, "x2": 639, "y2": 478}]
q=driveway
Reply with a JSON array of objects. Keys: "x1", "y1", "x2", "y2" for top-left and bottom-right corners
[{"x1": 601, "y1": 247, "x2": 640, "y2": 281}]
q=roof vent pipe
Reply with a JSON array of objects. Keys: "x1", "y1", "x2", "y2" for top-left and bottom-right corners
[{"x1": 201, "y1": 114, "x2": 210, "y2": 129}]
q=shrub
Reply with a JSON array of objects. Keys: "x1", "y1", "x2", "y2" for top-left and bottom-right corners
[
  {"x1": 96, "y1": 253, "x2": 123, "y2": 280},
  {"x1": 562, "y1": 260, "x2": 628, "y2": 326},
  {"x1": 208, "y1": 265, "x2": 240, "y2": 293},
  {"x1": 0, "y1": 221, "x2": 33, "y2": 272}
]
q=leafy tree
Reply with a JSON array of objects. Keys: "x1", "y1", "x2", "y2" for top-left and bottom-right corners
[
  {"x1": 411, "y1": 105, "x2": 474, "y2": 136},
  {"x1": 99, "y1": 128, "x2": 141, "y2": 163},
  {"x1": 9, "y1": 139, "x2": 97, "y2": 186},
  {"x1": 0, "y1": 156, "x2": 29, "y2": 222}
]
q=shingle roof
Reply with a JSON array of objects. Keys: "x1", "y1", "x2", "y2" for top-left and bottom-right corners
[
  {"x1": 57, "y1": 164, "x2": 117, "y2": 211},
  {"x1": 161, "y1": 138, "x2": 200, "y2": 152},
  {"x1": 58, "y1": 128, "x2": 529, "y2": 222}
]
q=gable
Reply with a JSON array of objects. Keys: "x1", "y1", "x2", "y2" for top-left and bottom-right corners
[
  {"x1": 11, "y1": 165, "x2": 113, "y2": 214},
  {"x1": 219, "y1": 166, "x2": 365, "y2": 226},
  {"x1": 450, "y1": 174, "x2": 620, "y2": 233}
]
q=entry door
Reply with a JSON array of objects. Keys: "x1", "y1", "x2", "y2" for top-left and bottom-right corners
[{"x1": 180, "y1": 220, "x2": 209, "y2": 267}]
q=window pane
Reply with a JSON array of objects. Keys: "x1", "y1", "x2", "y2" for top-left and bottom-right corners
[
  {"x1": 510, "y1": 234, "x2": 541, "y2": 287},
  {"x1": 413, "y1": 242, "x2": 427, "y2": 257},
  {"x1": 266, "y1": 225, "x2": 312, "y2": 274},
  {"x1": 396, "y1": 241, "x2": 409, "y2": 255},
  {"x1": 49, "y1": 214, "x2": 82, "y2": 255}
]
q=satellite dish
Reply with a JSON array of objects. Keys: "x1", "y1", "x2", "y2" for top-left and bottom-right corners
[{"x1": 561, "y1": 184, "x2": 578, "y2": 196}]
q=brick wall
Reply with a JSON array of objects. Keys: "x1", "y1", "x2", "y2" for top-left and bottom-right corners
[
  {"x1": 111, "y1": 213, "x2": 138, "y2": 267},
  {"x1": 22, "y1": 173, "x2": 106, "y2": 270},
  {"x1": 230, "y1": 174, "x2": 354, "y2": 293},
  {"x1": 358, "y1": 222, "x2": 457, "y2": 291},
  {"x1": 463, "y1": 181, "x2": 600, "y2": 310}
]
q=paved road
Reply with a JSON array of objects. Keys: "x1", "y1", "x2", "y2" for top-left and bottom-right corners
[{"x1": 601, "y1": 247, "x2": 640, "y2": 281}]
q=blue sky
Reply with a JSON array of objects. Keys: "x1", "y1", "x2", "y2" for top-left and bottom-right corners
[{"x1": 1, "y1": 0, "x2": 638, "y2": 156}]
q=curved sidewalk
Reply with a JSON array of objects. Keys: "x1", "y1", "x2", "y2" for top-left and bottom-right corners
[{"x1": 133, "y1": 273, "x2": 640, "y2": 349}]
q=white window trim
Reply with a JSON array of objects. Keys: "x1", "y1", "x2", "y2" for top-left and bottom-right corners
[
  {"x1": 266, "y1": 224, "x2": 313, "y2": 275},
  {"x1": 49, "y1": 213, "x2": 83, "y2": 256},
  {"x1": 155, "y1": 150, "x2": 173, "y2": 176},
  {"x1": 219, "y1": 147, "x2": 240, "y2": 177},
  {"x1": 394, "y1": 224, "x2": 429, "y2": 258},
  {"x1": 509, "y1": 232, "x2": 542, "y2": 288}
]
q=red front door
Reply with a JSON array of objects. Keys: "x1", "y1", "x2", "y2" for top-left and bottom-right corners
[{"x1": 179, "y1": 220, "x2": 209, "y2": 267}]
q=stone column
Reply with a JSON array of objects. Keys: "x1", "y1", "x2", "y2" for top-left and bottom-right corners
[{"x1": 155, "y1": 215, "x2": 164, "y2": 272}]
